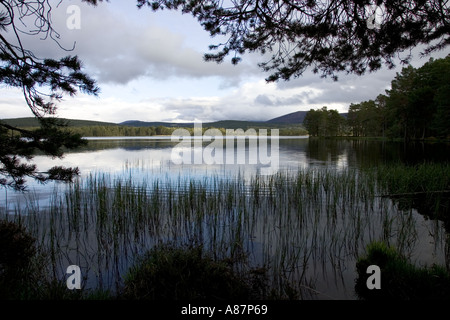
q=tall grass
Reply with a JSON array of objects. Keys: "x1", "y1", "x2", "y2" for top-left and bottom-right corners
[
  {"x1": 373, "y1": 162, "x2": 449, "y2": 236},
  {"x1": 1, "y1": 164, "x2": 447, "y2": 299},
  {"x1": 355, "y1": 241, "x2": 450, "y2": 300},
  {"x1": 377, "y1": 161, "x2": 449, "y2": 189}
]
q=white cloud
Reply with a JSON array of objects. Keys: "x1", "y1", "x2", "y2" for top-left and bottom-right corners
[{"x1": 49, "y1": 78, "x2": 317, "y2": 123}]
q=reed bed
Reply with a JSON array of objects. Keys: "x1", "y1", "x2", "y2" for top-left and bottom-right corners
[{"x1": 1, "y1": 165, "x2": 446, "y2": 299}]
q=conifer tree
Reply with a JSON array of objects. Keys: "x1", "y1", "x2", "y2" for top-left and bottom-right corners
[
  {"x1": 0, "y1": 0, "x2": 99, "y2": 190},
  {"x1": 138, "y1": 0, "x2": 449, "y2": 81}
]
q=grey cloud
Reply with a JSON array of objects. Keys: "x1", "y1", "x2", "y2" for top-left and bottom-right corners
[
  {"x1": 273, "y1": 68, "x2": 396, "y2": 109},
  {"x1": 272, "y1": 45, "x2": 447, "y2": 109},
  {"x1": 274, "y1": 94, "x2": 308, "y2": 106},
  {"x1": 165, "y1": 102, "x2": 206, "y2": 114},
  {"x1": 255, "y1": 93, "x2": 314, "y2": 107},
  {"x1": 9, "y1": 1, "x2": 253, "y2": 87},
  {"x1": 255, "y1": 94, "x2": 273, "y2": 106}
]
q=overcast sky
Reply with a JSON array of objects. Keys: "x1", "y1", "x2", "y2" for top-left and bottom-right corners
[{"x1": 1, "y1": 1, "x2": 448, "y2": 123}]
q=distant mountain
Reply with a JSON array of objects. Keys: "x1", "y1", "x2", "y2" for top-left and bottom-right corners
[
  {"x1": 267, "y1": 110, "x2": 348, "y2": 124},
  {"x1": 120, "y1": 120, "x2": 185, "y2": 127},
  {"x1": 121, "y1": 113, "x2": 310, "y2": 128},
  {"x1": 267, "y1": 111, "x2": 309, "y2": 125},
  {"x1": 4, "y1": 110, "x2": 325, "y2": 129}
]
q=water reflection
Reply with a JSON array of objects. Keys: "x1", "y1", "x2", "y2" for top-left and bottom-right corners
[
  {"x1": 2, "y1": 137, "x2": 450, "y2": 216},
  {"x1": 305, "y1": 138, "x2": 450, "y2": 167},
  {"x1": 3, "y1": 137, "x2": 450, "y2": 214},
  {"x1": 1, "y1": 137, "x2": 449, "y2": 299}
]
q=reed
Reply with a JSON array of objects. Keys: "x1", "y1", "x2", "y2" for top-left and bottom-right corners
[{"x1": 375, "y1": 162, "x2": 450, "y2": 197}]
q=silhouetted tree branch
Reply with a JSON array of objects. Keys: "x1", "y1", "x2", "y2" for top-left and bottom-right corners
[
  {"x1": 0, "y1": 0, "x2": 100, "y2": 190},
  {"x1": 137, "y1": 0, "x2": 450, "y2": 81}
]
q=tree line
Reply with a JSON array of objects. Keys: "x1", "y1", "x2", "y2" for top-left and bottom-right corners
[
  {"x1": 69, "y1": 125, "x2": 170, "y2": 137},
  {"x1": 303, "y1": 55, "x2": 450, "y2": 140},
  {"x1": 66, "y1": 125, "x2": 308, "y2": 137},
  {"x1": 303, "y1": 107, "x2": 347, "y2": 137}
]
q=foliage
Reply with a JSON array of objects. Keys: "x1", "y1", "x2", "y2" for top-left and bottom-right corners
[
  {"x1": 0, "y1": 1, "x2": 99, "y2": 190},
  {"x1": 0, "y1": 218, "x2": 38, "y2": 299},
  {"x1": 376, "y1": 162, "x2": 450, "y2": 196},
  {"x1": 347, "y1": 55, "x2": 450, "y2": 140},
  {"x1": 138, "y1": 0, "x2": 449, "y2": 81},
  {"x1": 1, "y1": 117, "x2": 119, "y2": 128},
  {"x1": 0, "y1": 220, "x2": 36, "y2": 273},
  {"x1": 121, "y1": 243, "x2": 268, "y2": 300},
  {"x1": 7, "y1": 122, "x2": 308, "y2": 138},
  {"x1": 0, "y1": 219, "x2": 76, "y2": 299},
  {"x1": 71, "y1": 125, "x2": 158, "y2": 137},
  {"x1": 0, "y1": 118, "x2": 87, "y2": 190},
  {"x1": 303, "y1": 106, "x2": 347, "y2": 137},
  {"x1": 0, "y1": 219, "x2": 102, "y2": 300},
  {"x1": 374, "y1": 162, "x2": 450, "y2": 230},
  {"x1": 347, "y1": 98, "x2": 386, "y2": 137},
  {"x1": 355, "y1": 241, "x2": 450, "y2": 300}
]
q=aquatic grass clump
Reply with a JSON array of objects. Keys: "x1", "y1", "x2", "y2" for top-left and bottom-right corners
[
  {"x1": 0, "y1": 219, "x2": 85, "y2": 300},
  {"x1": 121, "y1": 243, "x2": 268, "y2": 300},
  {"x1": 355, "y1": 241, "x2": 450, "y2": 300},
  {"x1": 374, "y1": 162, "x2": 450, "y2": 229},
  {"x1": 375, "y1": 162, "x2": 450, "y2": 196},
  {"x1": 0, "y1": 219, "x2": 39, "y2": 299}
]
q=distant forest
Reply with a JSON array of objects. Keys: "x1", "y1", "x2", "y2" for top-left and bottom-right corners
[
  {"x1": 68, "y1": 124, "x2": 308, "y2": 137},
  {"x1": 304, "y1": 55, "x2": 450, "y2": 140},
  {"x1": 1, "y1": 118, "x2": 308, "y2": 137}
]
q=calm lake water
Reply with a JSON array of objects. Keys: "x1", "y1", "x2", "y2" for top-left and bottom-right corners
[
  {"x1": 5, "y1": 136, "x2": 448, "y2": 208},
  {"x1": 1, "y1": 136, "x2": 450, "y2": 299}
]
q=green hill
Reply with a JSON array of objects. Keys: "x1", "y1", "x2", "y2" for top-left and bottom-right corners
[
  {"x1": 1, "y1": 117, "x2": 118, "y2": 128},
  {"x1": 1, "y1": 116, "x2": 308, "y2": 137},
  {"x1": 3, "y1": 110, "x2": 310, "y2": 129}
]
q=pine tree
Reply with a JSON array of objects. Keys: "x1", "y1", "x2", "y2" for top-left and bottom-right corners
[
  {"x1": 0, "y1": 0, "x2": 99, "y2": 190},
  {"x1": 138, "y1": 0, "x2": 449, "y2": 81}
]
